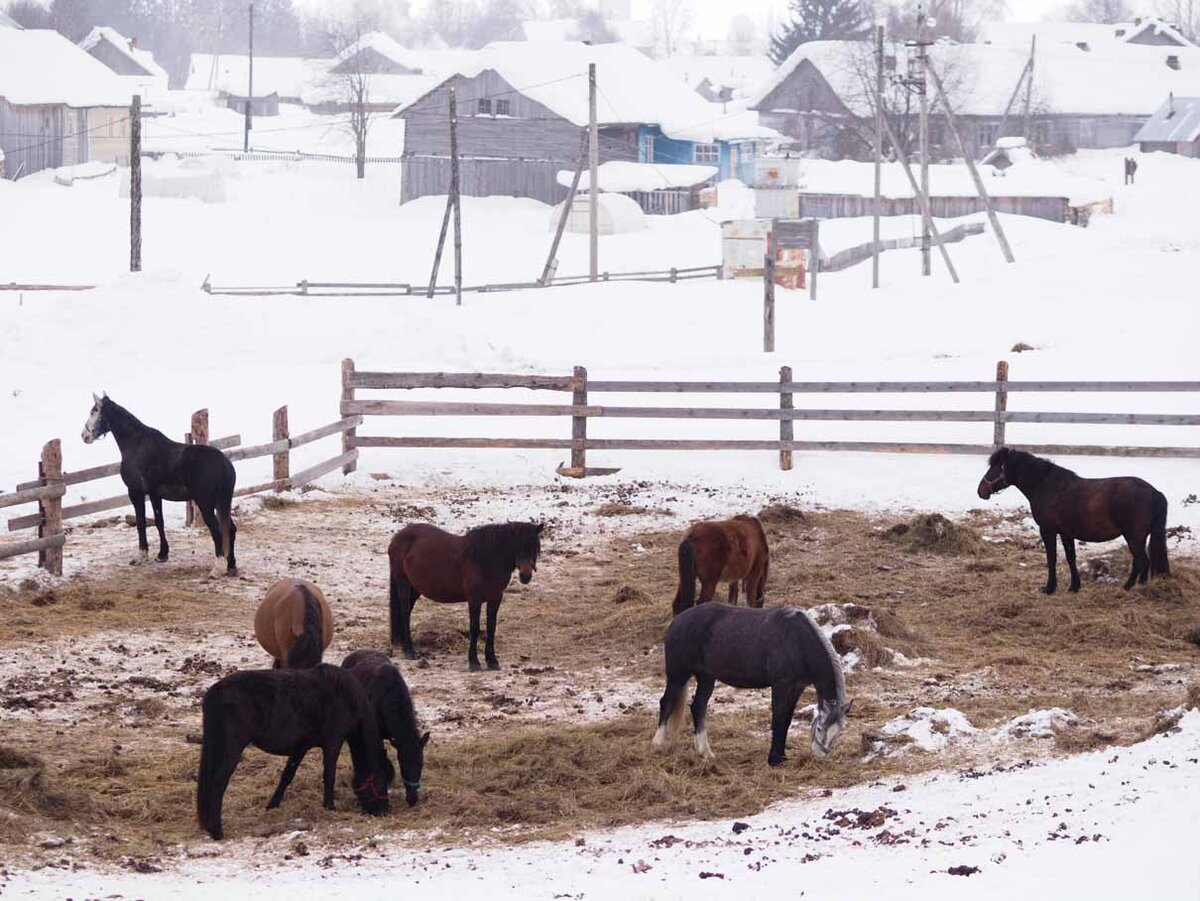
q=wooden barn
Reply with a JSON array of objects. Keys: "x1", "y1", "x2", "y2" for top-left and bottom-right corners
[
  {"x1": 0, "y1": 29, "x2": 133, "y2": 179},
  {"x1": 302, "y1": 31, "x2": 450, "y2": 114},
  {"x1": 394, "y1": 41, "x2": 774, "y2": 206},
  {"x1": 1134, "y1": 94, "x2": 1200, "y2": 155},
  {"x1": 79, "y1": 27, "x2": 170, "y2": 100}
]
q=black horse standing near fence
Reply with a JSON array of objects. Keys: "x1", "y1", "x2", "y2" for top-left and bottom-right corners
[
  {"x1": 977, "y1": 447, "x2": 1169, "y2": 594},
  {"x1": 82, "y1": 394, "x2": 238, "y2": 576}
]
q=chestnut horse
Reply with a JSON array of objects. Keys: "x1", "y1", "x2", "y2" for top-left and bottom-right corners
[
  {"x1": 672, "y1": 515, "x2": 769, "y2": 616},
  {"x1": 388, "y1": 522, "x2": 543, "y2": 671},
  {"x1": 978, "y1": 447, "x2": 1170, "y2": 594},
  {"x1": 254, "y1": 578, "x2": 335, "y2": 668}
]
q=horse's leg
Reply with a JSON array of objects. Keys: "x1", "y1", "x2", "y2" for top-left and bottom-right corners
[
  {"x1": 768, "y1": 682, "x2": 802, "y2": 767},
  {"x1": 698, "y1": 578, "x2": 718, "y2": 605},
  {"x1": 484, "y1": 598, "x2": 502, "y2": 671},
  {"x1": 199, "y1": 506, "x2": 224, "y2": 577},
  {"x1": 267, "y1": 751, "x2": 306, "y2": 809},
  {"x1": 1039, "y1": 527, "x2": 1058, "y2": 595},
  {"x1": 1061, "y1": 536, "x2": 1080, "y2": 593},
  {"x1": 1123, "y1": 530, "x2": 1150, "y2": 590},
  {"x1": 690, "y1": 675, "x2": 717, "y2": 760},
  {"x1": 727, "y1": 582, "x2": 739, "y2": 605},
  {"x1": 653, "y1": 678, "x2": 689, "y2": 746},
  {"x1": 149, "y1": 493, "x2": 169, "y2": 562},
  {"x1": 321, "y1": 743, "x2": 339, "y2": 810},
  {"x1": 389, "y1": 570, "x2": 420, "y2": 659},
  {"x1": 467, "y1": 599, "x2": 483, "y2": 672},
  {"x1": 130, "y1": 490, "x2": 149, "y2": 565}
]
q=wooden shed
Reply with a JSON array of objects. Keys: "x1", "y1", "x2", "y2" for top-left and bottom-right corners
[{"x1": 1134, "y1": 94, "x2": 1200, "y2": 155}]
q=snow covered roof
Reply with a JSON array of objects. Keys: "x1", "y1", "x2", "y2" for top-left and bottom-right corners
[
  {"x1": 752, "y1": 39, "x2": 1200, "y2": 118},
  {"x1": 394, "y1": 41, "x2": 755, "y2": 143},
  {"x1": 301, "y1": 72, "x2": 441, "y2": 109},
  {"x1": 0, "y1": 9, "x2": 21, "y2": 29},
  {"x1": 981, "y1": 17, "x2": 1196, "y2": 49},
  {"x1": 1134, "y1": 95, "x2": 1200, "y2": 142},
  {"x1": 79, "y1": 26, "x2": 169, "y2": 80},
  {"x1": 556, "y1": 161, "x2": 718, "y2": 191},
  {"x1": 663, "y1": 55, "x2": 775, "y2": 100},
  {"x1": 0, "y1": 29, "x2": 133, "y2": 107},
  {"x1": 331, "y1": 31, "x2": 425, "y2": 73},
  {"x1": 185, "y1": 54, "x2": 328, "y2": 98}
]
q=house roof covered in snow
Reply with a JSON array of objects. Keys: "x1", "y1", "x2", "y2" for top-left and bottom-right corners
[
  {"x1": 0, "y1": 9, "x2": 21, "y2": 29},
  {"x1": 331, "y1": 31, "x2": 425, "y2": 73},
  {"x1": 185, "y1": 53, "x2": 328, "y2": 98},
  {"x1": 751, "y1": 38, "x2": 1200, "y2": 118},
  {"x1": 981, "y1": 17, "x2": 1195, "y2": 49},
  {"x1": 556, "y1": 161, "x2": 718, "y2": 191},
  {"x1": 1134, "y1": 95, "x2": 1200, "y2": 142},
  {"x1": 0, "y1": 29, "x2": 133, "y2": 107},
  {"x1": 79, "y1": 26, "x2": 169, "y2": 80},
  {"x1": 394, "y1": 41, "x2": 766, "y2": 142},
  {"x1": 663, "y1": 54, "x2": 775, "y2": 100}
]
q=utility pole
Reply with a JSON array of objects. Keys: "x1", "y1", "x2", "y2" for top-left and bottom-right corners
[
  {"x1": 450, "y1": 85, "x2": 463, "y2": 306},
  {"x1": 1022, "y1": 35, "x2": 1037, "y2": 142},
  {"x1": 244, "y1": 0, "x2": 254, "y2": 153},
  {"x1": 130, "y1": 95, "x2": 142, "y2": 273},
  {"x1": 900, "y1": 9, "x2": 933, "y2": 277},
  {"x1": 588, "y1": 62, "x2": 599, "y2": 282},
  {"x1": 872, "y1": 23, "x2": 883, "y2": 289}
]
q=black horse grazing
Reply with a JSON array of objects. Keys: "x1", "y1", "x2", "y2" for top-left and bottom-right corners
[
  {"x1": 978, "y1": 447, "x2": 1170, "y2": 594},
  {"x1": 82, "y1": 394, "x2": 237, "y2": 576},
  {"x1": 653, "y1": 604, "x2": 852, "y2": 767},
  {"x1": 387, "y1": 521, "x2": 543, "y2": 671},
  {"x1": 196, "y1": 665, "x2": 392, "y2": 840},
  {"x1": 342, "y1": 650, "x2": 430, "y2": 807}
]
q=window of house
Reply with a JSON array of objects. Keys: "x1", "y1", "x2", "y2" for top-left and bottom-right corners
[
  {"x1": 495, "y1": 98, "x2": 510, "y2": 116},
  {"x1": 694, "y1": 142, "x2": 719, "y2": 164},
  {"x1": 644, "y1": 134, "x2": 656, "y2": 162},
  {"x1": 976, "y1": 123, "x2": 999, "y2": 148},
  {"x1": 477, "y1": 98, "x2": 491, "y2": 115}
]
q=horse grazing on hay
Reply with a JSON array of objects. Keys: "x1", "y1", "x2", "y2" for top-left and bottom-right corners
[
  {"x1": 672, "y1": 515, "x2": 769, "y2": 616},
  {"x1": 387, "y1": 521, "x2": 543, "y2": 671},
  {"x1": 255, "y1": 579, "x2": 335, "y2": 668},
  {"x1": 196, "y1": 665, "x2": 392, "y2": 840},
  {"x1": 978, "y1": 447, "x2": 1170, "y2": 594},
  {"x1": 653, "y1": 604, "x2": 852, "y2": 767},
  {"x1": 82, "y1": 394, "x2": 237, "y2": 576},
  {"x1": 342, "y1": 650, "x2": 429, "y2": 807}
]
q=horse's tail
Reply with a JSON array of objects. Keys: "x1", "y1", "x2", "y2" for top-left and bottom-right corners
[
  {"x1": 289, "y1": 584, "x2": 325, "y2": 668},
  {"x1": 673, "y1": 539, "x2": 696, "y2": 616},
  {"x1": 389, "y1": 568, "x2": 403, "y2": 645},
  {"x1": 196, "y1": 689, "x2": 226, "y2": 840},
  {"x1": 1150, "y1": 489, "x2": 1170, "y2": 577}
]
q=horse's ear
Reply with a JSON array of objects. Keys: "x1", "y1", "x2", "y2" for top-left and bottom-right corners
[
  {"x1": 420, "y1": 731, "x2": 431, "y2": 748},
  {"x1": 536, "y1": 522, "x2": 545, "y2": 534},
  {"x1": 92, "y1": 392, "x2": 101, "y2": 404}
]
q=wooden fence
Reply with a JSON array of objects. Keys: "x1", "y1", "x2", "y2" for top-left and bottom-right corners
[
  {"x1": 797, "y1": 193, "x2": 1071, "y2": 224},
  {"x1": 0, "y1": 407, "x2": 361, "y2": 576},
  {"x1": 339, "y1": 359, "x2": 1200, "y2": 478}
]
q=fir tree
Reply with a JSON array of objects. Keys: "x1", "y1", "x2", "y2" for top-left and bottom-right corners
[{"x1": 770, "y1": 0, "x2": 870, "y2": 64}]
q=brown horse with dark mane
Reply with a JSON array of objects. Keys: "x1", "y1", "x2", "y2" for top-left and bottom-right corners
[
  {"x1": 978, "y1": 447, "x2": 1170, "y2": 594},
  {"x1": 673, "y1": 515, "x2": 769, "y2": 616},
  {"x1": 388, "y1": 521, "x2": 543, "y2": 671},
  {"x1": 254, "y1": 578, "x2": 335, "y2": 668}
]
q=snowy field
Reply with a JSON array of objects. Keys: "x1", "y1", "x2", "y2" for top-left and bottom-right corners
[{"x1": 1, "y1": 140, "x2": 1199, "y2": 898}]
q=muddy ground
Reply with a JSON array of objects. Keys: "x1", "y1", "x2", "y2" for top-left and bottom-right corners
[{"x1": 1, "y1": 479, "x2": 1197, "y2": 874}]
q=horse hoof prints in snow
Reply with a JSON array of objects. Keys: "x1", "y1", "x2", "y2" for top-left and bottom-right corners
[
  {"x1": 82, "y1": 393, "x2": 238, "y2": 576},
  {"x1": 387, "y1": 521, "x2": 543, "y2": 672},
  {"x1": 653, "y1": 604, "x2": 852, "y2": 767},
  {"x1": 978, "y1": 447, "x2": 1170, "y2": 594}
]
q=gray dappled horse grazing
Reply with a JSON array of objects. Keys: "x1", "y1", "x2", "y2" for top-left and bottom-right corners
[{"x1": 653, "y1": 604, "x2": 852, "y2": 766}]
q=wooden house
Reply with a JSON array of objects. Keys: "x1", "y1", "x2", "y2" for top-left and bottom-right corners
[
  {"x1": 394, "y1": 41, "x2": 775, "y2": 205},
  {"x1": 1134, "y1": 94, "x2": 1200, "y2": 155},
  {"x1": 0, "y1": 29, "x2": 132, "y2": 179},
  {"x1": 79, "y1": 27, "x2": 170, "y2": 100}
]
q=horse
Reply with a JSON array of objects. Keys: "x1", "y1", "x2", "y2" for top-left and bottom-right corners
[
  {"x1": 254, "y1": 579, "x2": 335, "y2": 668},
  {"x1": 81, "y1": 393, "x2": 237, "y2": 577},
  {"x1": 672, "y1": 515, "x2": 769, "y2": 616},
  {"x1": 652, "y1": 604, "x2": 852, "y2": 767},
  {"x1": 387, "y1": 521, "x2": 543, "y2": 671},
  {"x1": 342, "y1": 650, "x2": 430, "y2": 807},
  {"x1": 977, "y1": 447, "x2": 1170, "y2": 594},
  {"x1": 196, "y1": 665, "x2": 392, "y2": 840}
]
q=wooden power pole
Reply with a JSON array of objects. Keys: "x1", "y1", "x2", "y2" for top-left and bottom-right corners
[
  {"x1": 872, "y1": 24, "x2": 883, "y2": 289},
  {"x1": 588, "y1": 62, "x2": 599, "y2": 282},
  {"x1": 449, "y1": 84, "x2": 462, "y2": 305},
  {"x1": 244, "y1": 0, "x2": 254, "y2": 152},
  {"x1": 130, "y1": 95, "x2": 141, "y2": 272}
]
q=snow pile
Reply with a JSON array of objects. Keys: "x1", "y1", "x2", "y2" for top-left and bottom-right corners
[
  {"x1": 867, "y1": 706, "x2": 980, "y2": 759},
  {"x1": 549, "y1": 192, "x2": 646, "y2": 234},
  {"x1": 996, "y1": 708, "x2": 1079, "y2": 740},
  {"x1": 119, "y1": 157, "x2": 228, "y2": 203},
  {"x1": 556, "y1": 161, "x2": 718, "y2": 192},
  {"x1": 52, "y1": 161, "x2": 118, "y2": 186}
]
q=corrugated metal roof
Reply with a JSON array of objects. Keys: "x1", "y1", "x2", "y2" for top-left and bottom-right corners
[{"x1": 1134, "y1": 96, "x2": 1200, "y2": 142}]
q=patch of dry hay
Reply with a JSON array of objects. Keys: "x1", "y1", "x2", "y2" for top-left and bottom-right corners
[
  {"x1": 831, "y1": 628, "x2": 894, "y2": 669},
  {"x1": 757, "y1": 505, "x2": 806, "y2": 526},
  {"x1": 883, "y1": 514, "x2": 984, "y2": 556},
  {"x1": 612, "y1": 585, "x2": 651, "y2": 605}
]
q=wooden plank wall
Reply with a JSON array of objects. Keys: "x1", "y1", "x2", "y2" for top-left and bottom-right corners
[{"x1": 798, "y1": 193, "x2": 1071, "y2": 224}]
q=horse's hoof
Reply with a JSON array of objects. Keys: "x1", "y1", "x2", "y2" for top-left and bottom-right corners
[
  {"x1": 468, "y1": 661, "x2": 482, "y2": 672},
  {"x1": 130, "y1": 551, "x2": 149, "y2": 566},
  {"x1": 155, "y1": 554, "x2": 168, "y2": 564},
  {"x1": 486, "y1": 659, "x2": 501, "y2": 671},
  {"x1": 768, "y1": 755, "x2": 786, "y2": 768},
  {"x1": 225, "y1": 567, "x2": 239, "y2": 578},
  {"x1": 1069, "y1": 583, "x2": 1080, "y2": 593},
  {"x1": 1041, "y1": 586, "x2": 1056, "y2": 595},
  {"x1": 266, "y1": 801, "x2": 280, "y2": 810}
]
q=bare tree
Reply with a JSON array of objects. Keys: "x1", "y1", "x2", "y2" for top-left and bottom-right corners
[
  {"x1": 1065, "y1": 0, "x2": 1134, "y2": 23},
  {"x1": 1154, "y1": 0, "x2": 1199, "y2": 41},
  {"x1": 651, "y1": 0, "x2": 695, "y2": 58},
  {"x1": 884, "y1": 0, "x2": 1007, "y2": 42},
  {"x1": 322, "y1": 13, "x2": 378, "y2": 179}
]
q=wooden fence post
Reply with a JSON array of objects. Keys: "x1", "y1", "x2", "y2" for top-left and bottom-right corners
[
  {"x1": 779, "y1": 365, "x2": 793, "y2": 471},
  {"x1": 763, "y1": 251, "x2": 776, "y2": 353},
  {"x1": 571, "y1": 366, "x2": 588, "y2": 473},
  {"x1": 38, "y1": 440, "x2": 64, "y2": 576},
  {"x1": 342, "y1": 359, "x2": 358, "y2": 474},
  {"x1": 273, "y1": 405, "x2": 290, "y2": 489},
  {"x1": 188, "y1": 409, "x2": 208, "y2": 526},
  {"x1": 993, "y1": 360, "x2": 1009, "y2": 448}
]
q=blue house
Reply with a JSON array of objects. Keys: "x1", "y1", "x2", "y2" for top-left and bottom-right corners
[{"x1": 637, "y1": 126, "x2": 764, "y2": 184}]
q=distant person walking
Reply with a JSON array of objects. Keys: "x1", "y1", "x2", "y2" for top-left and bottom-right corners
[{"x1": 1124, "y1": 157, "x2": 1138, "y2": 185}]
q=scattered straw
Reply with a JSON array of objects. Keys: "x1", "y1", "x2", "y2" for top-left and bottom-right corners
[{"x1": 883, "y1": 514, "x2": 984, "y2": 556}]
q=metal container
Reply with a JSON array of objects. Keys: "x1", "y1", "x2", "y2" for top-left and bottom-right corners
[
  {"x1": 753, "y1": 156, "x2": 800, "y2": 188},
  {"x1": 754, "y1": 187, "x2": 799, "y2": 220},
  {"x1": 720, "y1": 219, "x2": 770, "y2": 279}
]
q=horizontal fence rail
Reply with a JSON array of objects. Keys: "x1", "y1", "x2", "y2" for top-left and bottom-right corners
[{"x1": 340, "y1": 358, "x2": 1200, "y2": 477}]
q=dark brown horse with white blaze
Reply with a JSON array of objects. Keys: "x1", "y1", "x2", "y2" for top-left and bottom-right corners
[
  {"x1": 978, "y1": 447, "x2": 1169, "y2": 594},
  {"x1": 673, "y1": 515, "x2": 769, "y2": 616},
  {"x1": 388, "y1": 522, "x2": 543, "y2": 671}
]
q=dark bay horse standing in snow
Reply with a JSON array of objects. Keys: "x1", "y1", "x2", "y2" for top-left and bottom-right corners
[
  {"x1": 673, "y1": 515, "x2": 770, "y2": 616},
  {"x1": 387, "y1": 521, "x2": 543, "y2": 671},
  {"x1": 653, "y1": 604, "x2": 852, "y2": 767},
  {"x1": 82, "y1": 394, "x2": 237, "y2": 576},
  {"x1": 978, "y1": 446, "x2": 1169, "y2": 594}
]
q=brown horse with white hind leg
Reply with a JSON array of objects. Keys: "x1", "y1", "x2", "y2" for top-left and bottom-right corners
[
  {"x1": 387, "y1": 521, "x2": 543, "y2": 671},
  {"x1": 672, "y1": 515, "x2": 769, "y2": 616},
  {"x1": 254, "y1": 578, "x2": 335, "y2": 668},
  {"x1": 977, "y1": 447, "x2": 1170, "y2": 594}
]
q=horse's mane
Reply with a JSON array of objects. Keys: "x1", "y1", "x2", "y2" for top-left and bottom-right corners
[
  {"x1": 463, "y1": 522, "x2": 540, "y2": 574},
  {"x1": 787, "y1": 608, "x2": 846, "y2": 708},
  {"x1": 379, "y1": 668, "x2": 422, "y2": 749},
  {"x1": 995, "y1": 447, "x2": 1075, "y2": 481},
  {"x1": 101, "y1": 397, "x2": 145, "y2": 431}
]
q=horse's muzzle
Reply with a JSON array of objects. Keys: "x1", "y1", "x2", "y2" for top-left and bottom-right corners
[
  {"x1": 81, "y1": 429, "x2": 94, "y2": 444},
  {"x1": 518, "y1": 571, "x2": 532, "y2": 584},
  {"x1": 977, "y1": 482, "x2": 991, "y2": 500}
]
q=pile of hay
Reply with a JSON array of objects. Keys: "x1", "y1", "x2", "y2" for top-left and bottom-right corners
[
  {"x1": 884, "y1": 514, "x2": 984, "y2": 556},
  {"x1": 757, "y1": 505, "x2": 806, "y2": 526},
  {"x1": 612, "y1": 585, "x2": 651, "y2": 605},
  {"x1": 831, "y1": 628, "x2": 895, "y2": 668}
]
